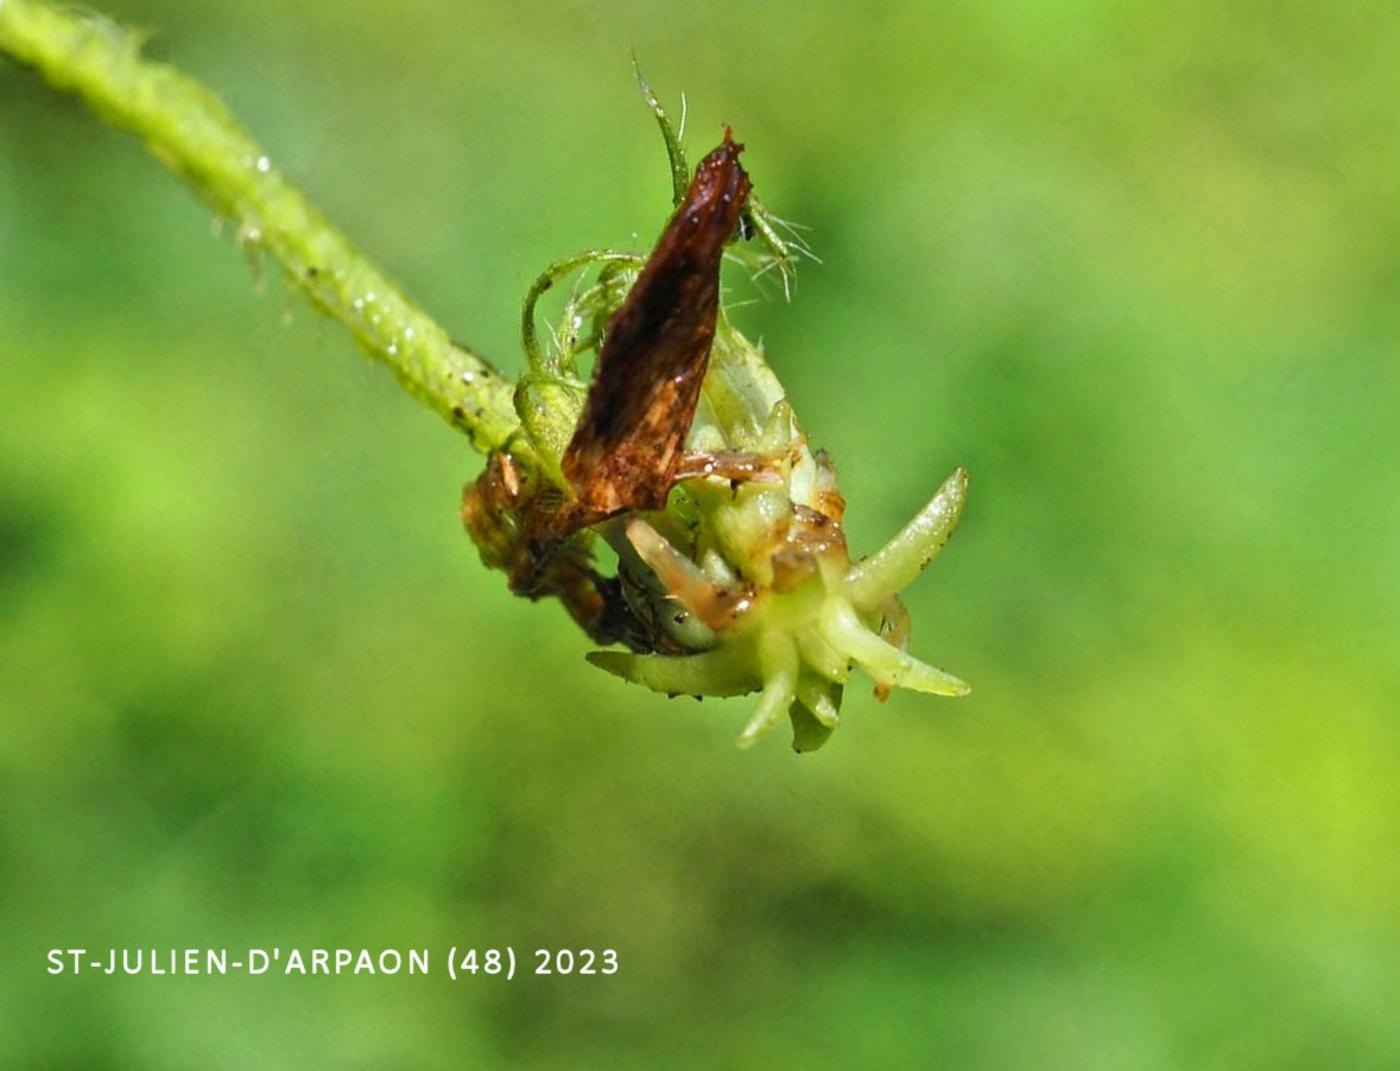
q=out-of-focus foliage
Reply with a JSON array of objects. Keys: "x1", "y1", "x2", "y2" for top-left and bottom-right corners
[{"x1": 3, "y1": 1, "x2": 1398, "y2": 1066}]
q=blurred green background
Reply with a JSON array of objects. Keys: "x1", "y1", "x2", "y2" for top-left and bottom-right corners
[{"x1": 3, "y1": 1, "x2": 1399, "y2": 1066}]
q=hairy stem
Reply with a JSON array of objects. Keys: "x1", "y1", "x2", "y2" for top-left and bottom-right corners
[{"x1": 0, "y1": 0, "x2": 519, "y2": 451}]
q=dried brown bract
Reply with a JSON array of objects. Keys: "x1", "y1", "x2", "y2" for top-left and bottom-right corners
[{"x1": 561, "y1": 130, "x2": 751, "y2": 522}]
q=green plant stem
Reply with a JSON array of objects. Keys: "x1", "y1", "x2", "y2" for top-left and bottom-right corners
[{"x1": 0, "y1": 0, "x2": 519, "y2": 451}]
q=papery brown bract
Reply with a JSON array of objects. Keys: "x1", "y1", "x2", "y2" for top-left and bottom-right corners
[
  {"x1": 561, "y1": 130, "x2": 751, "y2": 520},
  {"x1": 463, "y1": 132, "x2": 752, "y2": 653}
]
